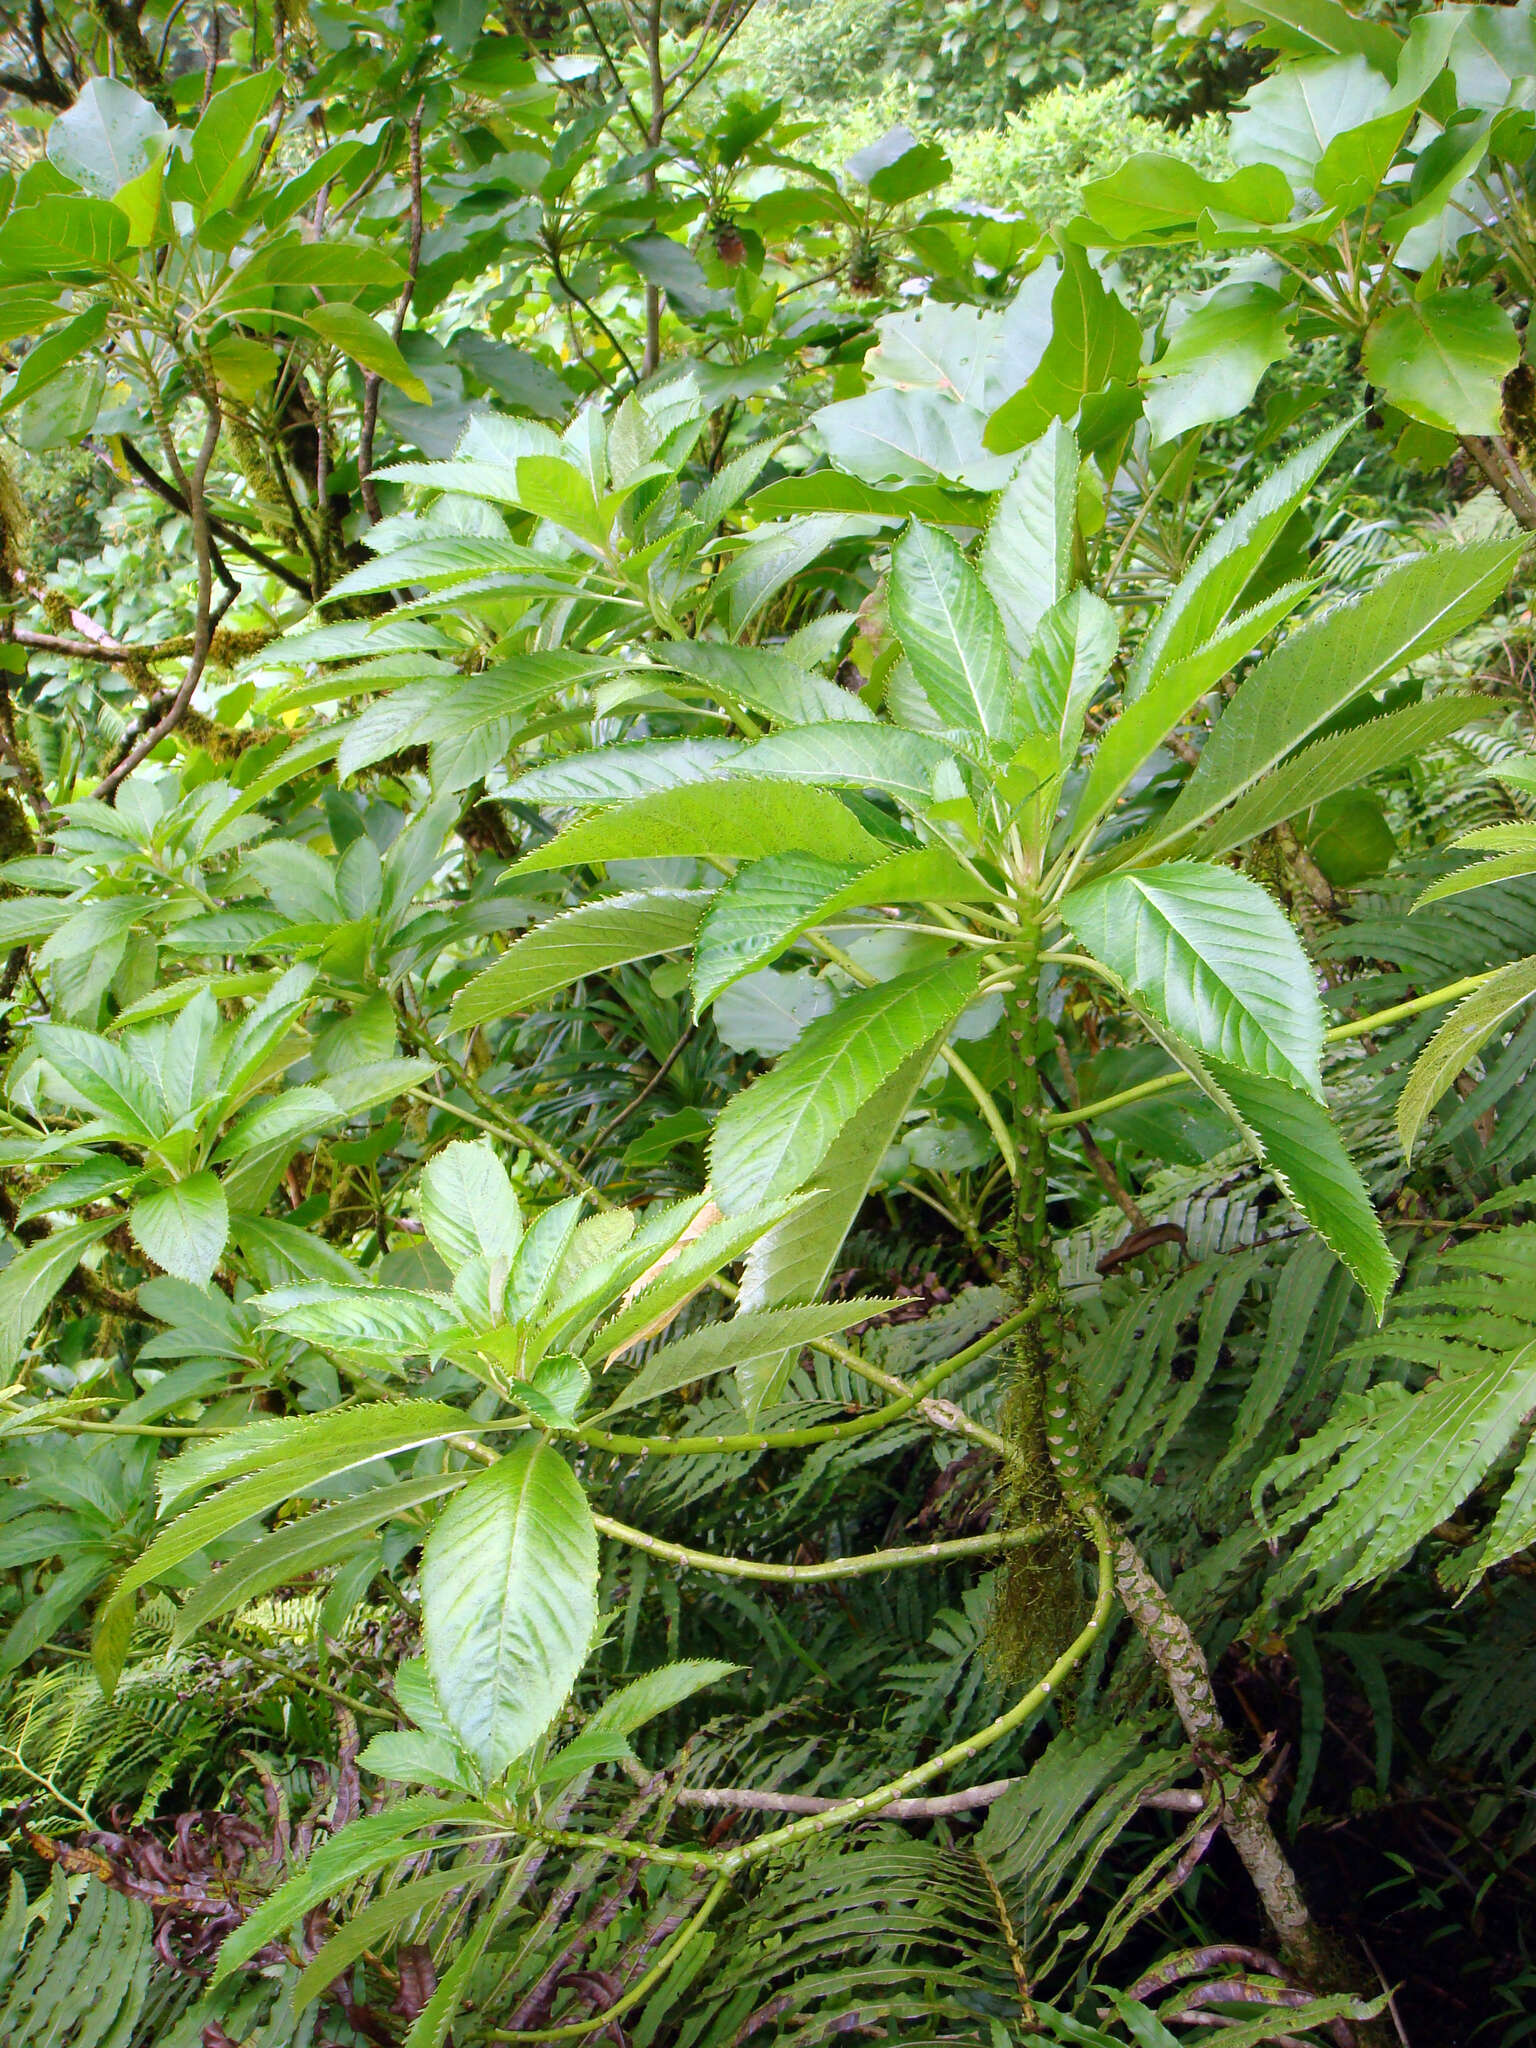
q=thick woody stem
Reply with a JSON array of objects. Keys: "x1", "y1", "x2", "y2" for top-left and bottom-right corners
[{"x1": 1113, "y1": 1534, "x2": 1379, "y2": 2039}]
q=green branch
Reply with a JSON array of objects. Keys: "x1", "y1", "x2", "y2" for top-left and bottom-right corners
[{"x1": 591, "y1": 1513, "x2": 1049, "y2": 1580}]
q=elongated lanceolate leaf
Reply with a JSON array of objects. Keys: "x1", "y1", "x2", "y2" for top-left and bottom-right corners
[
  {"x1": 450, "y1": 891, "x2": 712, "y2": 1029},
  {"x1": 0, "y1": 1218, "x2": 115, "y2": 1371},
  {"x1": 1150, "y1": 539, "x2": 1522, "y2": 850},
  {"x1": 511, "y1": 739, "x2": 740, "y2": 803},
  {"x1": 888, "y1": 523, "x2": 1014, "y2": 748},
  {"x1": 1125, "y1": 420, "x2": 1350, "y2": 702},
  {"x1": 979, "y1": 422, "x2": 1078, "y2": 657},
  {"x1": 1396, "y1": 955, "x2": 1536, "y2": 1159},
  {"x1": 1210, "y1": 1059, "x2": 1396, "y2": 1318},
  {"x1": 711, "y1": 953, "x2": 984, "y2": 1212},
  {"x1": 585, "y1": 1659, "x2": 742, "y2": 1735},
  {"x1": 603, "y1": 1298, "x2": 907, "y2": 1418},
  {"x1": 729, "y1": 723, "x2": 963, "y2": 804},
  {"x1": 651, "y1": 641, "x2": 876, "y2": 726},
  {"x1": 512, "y1": 779, "x2": 884, "y2": 874},
  {"x1": 1063, "y1": 863, "x2": 1324, "y2": 1095},
  {"x1": 1413, "y1": 828, "x2": 1536, "y2": 907},
  {"x1": 1017, "y1": 586, "x2": 1118, "y2": 754},
  {"x1": 692, "y1": 846, "x2": 994, "y2": 1012},
  {"x1": 422, "y1": 1441, "x2": 598, "y2": 1779},
  {"x1": 1196, "y1": 695, "x2": 1487, "y2": 859}
]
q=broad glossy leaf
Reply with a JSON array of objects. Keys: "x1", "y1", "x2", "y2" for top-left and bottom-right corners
[
  {"x1": 711, "y1": 953, "x2": 984, "y2": 1212},
  {"x1": 1079, "y1": 153, "x2": 1294, "y2": 241},
  {"x1": 1397, "y1": 955, "x2": 1536, "y2": 1158},
  {"x1": 692, "y1": 846, "x2": 991, "y2": 1011},
  {"x1": 1212, "y1": 1060, "x2": 1396, "y2": 1317},
  {"x1": 46, "y1": 79, "x2": 166, "y2": 198},
  {"x1": 1231, "y1": 52, "x2": 1394, "y2": 190},
  {"x1": 1144, "y1": 283, "x2": 1296, "y2": 444},
  {"x1": 889, "y1": 523, "x2": 1013, "y2": 747},
  {"x1": 128, "y1": 1174, "x2": 229, "y2": 1289},
  {"x1": 1063, "y1": 863, "x2": 1324, "y2": 1095},
  {"x1": 1149, "y1": 540, "x2": 1521, "y2": 851},
  {"x1": 984, "y1": 245, "x2": 1141, "y2": 453},
  {"x1": 1362, "y1": 290, "x2": 1519, "y2": 435},
  {"x1": 422, "y1": 1441, "x2": 597, "y2": 1778},
  {"x1": 451, "y1": 890, "x2": 711, "y2": 1029},
  {"x1": 512, "y1": 779, "x2": 884, "y2": 874},
  {"x1": 979, "y1": 422, "x2": 1078, "y2": 656},
  {"x1": 813, "y1": 387, "x2": 1017, "y2": 491},
  {"x1": 420, "y1": 1140, "x2": 523, "y2": 1268},
  {"x1": 306, "y1": 303, "x2": 432, "y2": 403},
  {"x1": 1017, "y1": 586, "x2": 1118, "y2": 754}
]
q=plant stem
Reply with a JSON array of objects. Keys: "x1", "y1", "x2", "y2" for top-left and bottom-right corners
[{"x1": 590, "y1": 1512, "x2": 1049, "y2": 1579}]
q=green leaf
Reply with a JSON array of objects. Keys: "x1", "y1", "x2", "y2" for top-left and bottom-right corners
[
  {"x1": 1, "y1": 303, "x2": 109, "y2": 416},
  {"x1": 0, "y1": 198, "x2": 128, "y2": 276},
  {"x1": 711, "y1": 953, "x2": 984, "y2": 1212},
  {"x1": 847, "y1": 125, "x2": 952, "y2": 202},
  {"x1": 1073, "y1": 581, "x2": 1314, "y2": 835},
  {"x1": 730, "y1": 722, "x2": 962, "y2": 805},
  {"x1": 420, "y1": 1140, "x2": 523, "y2": 1268},
  {"x1": 171, "y1": 1473, "x2": 462, "y2": 1646},
  {"x1": 1125, "y1": 419, "x2": 1349, "y2": 702},
  {"x1": 983, "y1": 245, "x2": 1141, "y2": 454},
  {"x1": 979, "y1": 422, "x2": 1078, "y2": 657},
  {"x1": 652, "y1": 641, "x2": 877, "y2": 727},
  {"x1": 512, "y1": 779, "x2": 885, "y2": 874},
  {"x1": 1211, "y1": 1060, "x2": 1396, "y2": 1317},
  {"x1": 585, "y1": 1658, "x2": 742, "y2": 1735},
  {"x1": 178, "y1": 69, "x2": 278, "y2": 217},
  {"x1": 46, "y1": 79, "x2": 167, "y2": 198},
  {"x1": 305, "y1": 302, "x2": 432, "y2": 402},
  {"x1": 1362, "y1": 289, "x2": 1520, "y2": 435},
  {"x1": 257, "y1": 1283, "x2": 456, "y2": 1357},
  {"x1": 31, "y1": 1023, "x2": 164, "y2": 1139},
  {"x1": 213, "y1": 1797, "x2": 480, "y2": 1982},
  {"x1": 1396, "y1": 955, "x2": 1536, "y2": 1158},
  {"x1": 129, "y1": 1173, "x2": 229, "y2": 1288},
  {"x1": 1263, "y1": 1342, "x2": 1536, "y2": 1610},
  {"x1": 1230, "y1": 51, "x2": 1394, "y2": 190},
  {"x1": 714, "y1": 515, "x2": 893, "y2": 635},
  {"x1": 1079, "y1": 152, "x2": 1294, "y2": 241},
  {"x1": 603, "y1": 1299, "x2": 906, "y2": 1418},
  {"x1": 1144, "y1": 282, "x2": 1296, "y2": 444},
  {"x1": 1195, "y1": 695, "x2": 1487, "y2": 858},
  {"x1": 450, "y1": 891, "x2": 712, "y2": 1030},
  {"x1": 0, "y1": 1218, "x2": 114, "y2": 1371},
  {"x1": 1413, "y1": 843, "x2": 1536, "y2": 907},
  {"x1": 295, "y1": 1870, "x2": 480, "y2": 2014},
  {"x1": 889, "y1": 522, "x2": 1014, "y2": 747},
  {"x1": 587, "y1": 1202, "x2": 800, "y2": 1362},
  {"x1": 158, "y1": 1398, "x2": 475, "y2": 1516},
  {"x1": 513, "y1": 741, "x2": 741, "y2": 803},
  {"x1": 1063, "y1": 863, "x2": 1324, "y2": 1095},
  {"x1": 422, "y1": 1441, "x2": 598, "y2": 1779},
  {"x1": 1148, "y1": 540, "x2": 1521, "y2": 852},
  {"x1": 692, "y1": 847, "x2": 990, "y2": 1011},
  {"x1": 1017, "y1": 586, "x2": 1118, "y2": 755}
]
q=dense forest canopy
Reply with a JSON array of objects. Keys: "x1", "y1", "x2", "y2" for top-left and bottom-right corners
[{"x1": 1, "y1": 0, "x2": 1536, "y2": 2039}]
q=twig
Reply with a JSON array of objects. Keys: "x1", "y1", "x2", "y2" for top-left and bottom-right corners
[
  {"x1": 359, "y1": 101, "x2": 425, "y2": 524},
  {"x1": 672, "y1": 1782, "x2": 1206, "y2": 1821},
  {"x1": 115, "y1": 437, "x2": 312, "y2": 595}
]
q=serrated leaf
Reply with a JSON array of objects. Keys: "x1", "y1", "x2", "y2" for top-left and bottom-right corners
[
  {"x1": 692, "y1": 846, "x2": 991, "y2": 1012},
  {"x1": 889, "y1": 523, "x2": 1013, "y2": 747},
  {"x1": 512, "y1": 779, "x2": 884, "y2": 874},
  {"x1": 1064, "y1": 863, "x2": 1324, "y2": 1094},
  {"x1": 979, "y1": 421, "x2": 1078, "y2": 657},
  {"x1": 603, "y1": 1298, "x2": 906, "y2": 1418},
  {"x1": 512, "y1": 740, "x2": 740, "y2": 803},
  {"x1": 128, "y1": 1173, "x2": 228, "y2": 1289},
  {"x1": 585, "y1": 1658, "x2": 742, "y2": 1735},
  {"x1": 1210, "y1": 1060, "x2": 1396, "y2": 1317},
  {"x1": 652, "y1": 641, "x2": 876, "y2": 727},
  {"x1": 420, "y1": 1139, "x2": 523, "y2": 1268},
  {"x1": 422, "y1": 1441, "x2": 597, "y2": 1779},
  {"x1": 1396, "y1": 955, "x2": 1536, "y2": 1158},
  {"x1": 711, "y1": 953, "x2": 984, "y2": 1212},
  {"x1": 1148, "y1": 540, "x2": 1522, "y2": 852},
  {"x1": 450, "y1": 891, "x2": 711, "y2": 1030},
  {"x1": 730, "y1": 723, "x2": 962, "y2": 804},
  {"x1": 0, "y1": 1217, "x2": 115, "y2": 1370}
]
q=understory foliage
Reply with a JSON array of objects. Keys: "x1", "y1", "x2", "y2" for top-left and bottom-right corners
[{"x1": 3, "y1": 0, "x2": 1536, "y2": 2041}]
